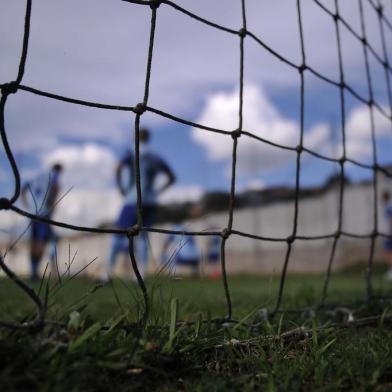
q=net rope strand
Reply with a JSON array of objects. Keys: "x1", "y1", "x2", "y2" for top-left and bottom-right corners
[
  {"x1": 321, "y1": 0, "x2": 348, "y2": 306},
  {"x1": 0, "y1": 0, "x2": 392, "y2": 326},
  {"x1": 272, "y1": 0, "x2": 307, "y2": 316},
  {"x1": 313, "y1": 0, "x2": 392, "y2": 77},
  {"x1": 219, "y1": 0, "x2": 248, "y2": 321},
  {"x1": 358, "y1": 0, "x2": 381, "y2": 300},
  {"x1": 368, "y1": 0, "x2": 392, "y2": 32},
  {"x1": 375, "y1": 0, "x2": 392, "y2": 115},
  {"x1": 127, "y1": 1, "x2": 159, "y2": 322},
  {"x1": 0, "y1": 0, "x2": 32, "y2": 205}
]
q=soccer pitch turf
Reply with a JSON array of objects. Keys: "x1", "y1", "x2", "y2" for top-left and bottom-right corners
[
  {"x1": 1, "y1": 272, "x2": 392, "y2": 391},
  {"x1": 0, "y1": 271, "x2": 390, "y2": 321}
]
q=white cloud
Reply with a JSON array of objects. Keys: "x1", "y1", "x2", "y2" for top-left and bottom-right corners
[
  {"x1": 7, "y1": 143, "x2": 122, "y2": 230},
  {"x1": 33, "y1": 144, "x2": 205, "y2": 226},
  {"x1": 192, "y1": 84, "x2": 392, "y2": 175},
  {"x1": 52, "y1": 189, "x2": 122, "y2": 230},
  {"x1": 44, "y1": 143, "x2": 117, "y2": 190},
  {"x1": 158, "y1": 184, "x2": 203, "y2": 205},
  {"x1": 191, "y1": 84, "x2": 327, "y2": 175},
  {"x1": 5, "y1": 92, "x2": 132, "y2": 154},
  {"x1": 235, "y1": 178, "x2": 266, "y2": 194},
  {"x1": 245, "y1": 179, "x2": 265, "y2": 191},
  {"x1": 1, "y1": 0, "x2": 390, "y2": 226},
  {"x1": 1, "y1": 0, "x2": 389, "y2": 167},
  {"x1": 1, "y1": 0, "x2": 387, "y2": 119},
  {"x1": 0, "y1": 210, "x2": 26, "y2": 243},
  {"x1": 0, "y1": 188, "x2": 122, "y2": 239},
  {"x1": 344, "y1": 106, "x2": 392, "y2": 160},
  {"x1": 304, "y1": 123, "x2": 330, "y2": 151}
]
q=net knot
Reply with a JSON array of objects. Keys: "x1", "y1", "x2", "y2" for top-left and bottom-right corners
[
  {"x1": 295, "y1": 145, "x2": 303, "y2": 154},
  {"x1": 149, "y1": 0, "x2": 161, "y2": 9},
  {"x1": 1, "y1": 82, "x2": 18, "y2": 95},
  {"x1": 221, "y1": 228, "x2": 231, "y2": 239},
  {"x1": 371, "y1": 230, "x2": 378, "y2": 239},
  {"x1": 377, "y1": 5, "x2": 383, "y2": 15},
  {"x1": 361, "y1": 37, "x2": 367, "y2": 45},
  {"x1": 238, "y1": 28, "x2": 247, "y2": 38},
  {"x1": 334, "y1": 230, "x2": 340, "y2": 239},
  {"x1": 126, "y1": 224, "x2": 140, "y2": 238},
  {"x1": 134, "y1": 102, "x2": 146, "y2": 115},
  {"x1": 0, "y1": 198, "x2": 11, "y2": 210},
  {"x1": 339, "y1": 157, "x2": 346, "y2": 165},
  {"x1": 231, "y1": 129, "x2": 242, "y2": 139},
  {"x1": 339, "y1": 81, "x2": 345, "y2": 89},
  {"x1": 298, "y1": 64, "x2": 307, "y2": 73},
  {"x1": 333, "y1": 13, "x2": 340, "y2": 22},
  {"x1": 383, "y1": 60, "x2": 389, "y2": 69},
  {"x1": 286, "y1": 235, "x2": 295, "y2": 244},
  {"x1": 368, "y1": 98, "x2": 374, "y2": 106}
]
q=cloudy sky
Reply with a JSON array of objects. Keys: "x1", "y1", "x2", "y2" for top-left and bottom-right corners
[{"x1": 1, "y1": 0, "x2": 392, "y2": 230}]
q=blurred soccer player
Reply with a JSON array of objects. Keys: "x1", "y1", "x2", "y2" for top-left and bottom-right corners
[
  {"x1": 105, "y1": 128, "x2": 175, "y2": 280},
  {"x1": 21, "y1": 163, "x2": 63, "y2": 280},
  {"x1": 161, "y1": 207, "x2": 201, "y2": 278},
  {"x1": 206, "y1": 234, "x2": 221, "y2": 279},
  {"x1": 382, "y1": 190, "x2": 392, "y2": 279}
]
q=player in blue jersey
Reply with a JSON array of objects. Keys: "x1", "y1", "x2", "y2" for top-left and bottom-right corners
[
  {"x1": 21, "y1": 163, "x2": 63, "y2": 280},
  {"x1": 161, "y1": 223, "x2": 200, "y2": 278},
  {"x1": 206, "y1": 234, "x2": 221, "y2": 279},
  {"x1": 105, "y1": 128, "x2": 175, "y2": 280},
  {"x1": 382, "y1": 191, "x2": 392, "y2": 279}
]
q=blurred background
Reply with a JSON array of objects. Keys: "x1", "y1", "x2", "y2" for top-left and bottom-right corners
[{"x1": 1, "y1": 0, "x2": 392, "y2": 278}]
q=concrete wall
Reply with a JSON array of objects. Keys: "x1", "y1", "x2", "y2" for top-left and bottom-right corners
[{"x1": 1, "y1": 176, "x2": 391, "y2": 278}]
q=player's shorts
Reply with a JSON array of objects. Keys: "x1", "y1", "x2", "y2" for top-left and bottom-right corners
[
  {"x1": 31, "y1": 220, "x2": 53, "y2": 242},
  {"x1": 176, "y1": 257, "x2": 199, "y2": 267},
  {"x1": 117, "y1": 204, "x2": 137, "y2": 229},
  {"x1": 116, "y1": 204, "x2": 156, "y2": 229},
  {"x1": 384, "y1": 239, "x2": 392, "y2": 251}
]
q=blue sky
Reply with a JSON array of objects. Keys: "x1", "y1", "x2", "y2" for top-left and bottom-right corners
[{"x1": 1, "y1": 0, "x2": 392, "y2": 229}]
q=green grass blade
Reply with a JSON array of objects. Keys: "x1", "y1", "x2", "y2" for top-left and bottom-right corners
[{"x1": 68, "y1": 322, "x2": 101, "y2": 353}]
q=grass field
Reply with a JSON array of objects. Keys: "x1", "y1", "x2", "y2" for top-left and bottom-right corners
[{"x1": 1, "y1": 271, "x2": 392, "y2": 391}]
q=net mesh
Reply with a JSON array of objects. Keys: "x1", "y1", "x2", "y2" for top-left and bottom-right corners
[{"x1": 1, "y1": 0, "x2": 392, "y2": 326}]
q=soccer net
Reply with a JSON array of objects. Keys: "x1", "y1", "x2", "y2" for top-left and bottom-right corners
[{"x1": 1, "y1": 0, "x2": 392, "y2": 327}]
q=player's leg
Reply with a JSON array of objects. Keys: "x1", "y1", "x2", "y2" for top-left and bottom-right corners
[
  {"x1": 30, "y1": 221, "x2": 51, "y2": 280},
  {"x1": 104, "y1": 203, "x2": 137, "y2": 281},
  {"x1": 104, "y1": 234, "x2": 125, "y2": 281},
  {"x1": 191, "y1": 259, "x2": 200, "y2": 279},
  {"x1": 49, "y1": 234, "x2": 59, "y2": 279},
  {"x1": 30, "y1": 241, "x2": 44, "y2": 280},
  {"x1": 385, "y1": 243, "x2": 392, "y2": 279},
  {"x1": 30, "y1": 221, "x2": 39, "y2": 279},
  {"x1": 137, "y1": 205, "x2": 156, "y2": 278},
  {"x1": 209, "y1": 254, "x2": 221, "y2": 280},
  {"x1": 134, "y1": 234, "x2": 147, "y2": 279}
]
